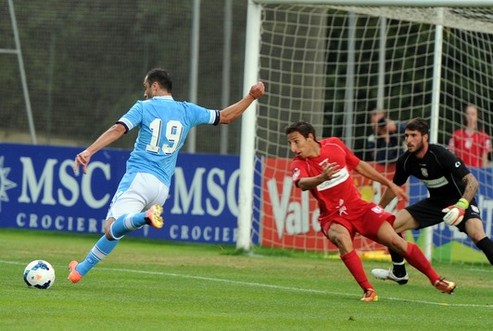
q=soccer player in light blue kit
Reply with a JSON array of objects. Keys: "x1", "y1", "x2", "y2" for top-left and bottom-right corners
[{"x1": 69, "y1": 68, "x2": 265, "y2": 283}]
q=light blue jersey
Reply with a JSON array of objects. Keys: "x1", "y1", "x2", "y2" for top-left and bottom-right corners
[{"x1": 117, "y1": 96, "x2": 219, "y2": 186}]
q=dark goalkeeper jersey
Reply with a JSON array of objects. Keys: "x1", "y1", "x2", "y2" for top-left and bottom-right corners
[{"x1": 393, "y1": 144, "x2": 471, "y2": 200}]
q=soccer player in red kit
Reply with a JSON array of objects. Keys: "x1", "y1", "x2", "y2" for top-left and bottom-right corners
[{"x1": 285, "y1": 121, "x2": 456, "y2": 302}]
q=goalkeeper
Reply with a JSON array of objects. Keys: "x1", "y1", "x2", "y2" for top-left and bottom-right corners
[{"x1": 372, "y1": 118, "x2": 493, "y2": 285}]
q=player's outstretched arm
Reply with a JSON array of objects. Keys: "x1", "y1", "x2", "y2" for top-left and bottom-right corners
[
  {"x1": 354, "y1": 160, "x2": 408, "y2": 203},
  {"x1": 219, "y1": 81, "x2": 265, "y2": 124},
  {"x1": 379, "y1": 187, "x2": 397, "y2": 209},
  {"x1": 73, "y1": 123, "x2": 126, "y2": 175}
]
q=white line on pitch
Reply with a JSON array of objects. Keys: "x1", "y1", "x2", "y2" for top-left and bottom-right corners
[
  {"x1": 2, "y1": 259, "x2": 491, "y2": 308},
  {"x1": 102, "y1": 265, "x2": 491, "y2": 308}
]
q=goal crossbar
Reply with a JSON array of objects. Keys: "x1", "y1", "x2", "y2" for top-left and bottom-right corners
[{"x1": 254, "y1": 0, "x2": 493, "y2": 7}]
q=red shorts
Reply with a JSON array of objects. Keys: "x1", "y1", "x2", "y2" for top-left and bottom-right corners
[{"x1": 320, "y1": 202, "x2": 395, "y2": 242}]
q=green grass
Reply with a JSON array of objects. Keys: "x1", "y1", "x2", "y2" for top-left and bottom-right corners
[{"x1": 1, "y1": 229, "x2": 492, "y2": 330}]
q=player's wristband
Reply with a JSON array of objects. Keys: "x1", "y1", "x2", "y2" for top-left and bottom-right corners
[{"x1": 456, "y1": 198, "x2": 469, "y2": 210}]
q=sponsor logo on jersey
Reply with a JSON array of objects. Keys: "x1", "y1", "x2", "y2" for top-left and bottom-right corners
[{"x1": 316, "y1": 167, "x2": 349, "y2": 191}]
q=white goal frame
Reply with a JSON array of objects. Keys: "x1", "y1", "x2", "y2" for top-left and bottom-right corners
[{"x1": 237, "y1": 0, "x2": 493, "y2": 260}]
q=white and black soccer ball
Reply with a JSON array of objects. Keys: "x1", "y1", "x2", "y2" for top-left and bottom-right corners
[{"x1": 23, "y1": 260, "x2": 56, "y2": 289}]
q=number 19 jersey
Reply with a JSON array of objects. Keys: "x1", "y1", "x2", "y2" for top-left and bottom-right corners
[{"x1": 118, "y1": 96, "x2": 219, "y2": 186}]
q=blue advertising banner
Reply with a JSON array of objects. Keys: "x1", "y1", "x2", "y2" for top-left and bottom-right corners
[{"x1": 0, "y1": 143, "x2": 243, "y2": 245}]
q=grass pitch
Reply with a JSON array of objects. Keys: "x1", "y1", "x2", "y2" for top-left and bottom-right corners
[{"x1": 1, "y1": 229, "x2": 492, "y2": 330}]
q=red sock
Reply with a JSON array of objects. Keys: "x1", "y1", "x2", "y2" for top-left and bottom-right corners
[
  {"x1": 403, "y1": 242, "x2": 440, "y2": 284},
  {"x1": 341, "y1": 250, "x2": 373, "y2": 291}
]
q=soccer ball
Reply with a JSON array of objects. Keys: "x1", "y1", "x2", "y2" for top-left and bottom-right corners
[{"x1": 23, "y1": 260, "x2": 56, "y2": 289}]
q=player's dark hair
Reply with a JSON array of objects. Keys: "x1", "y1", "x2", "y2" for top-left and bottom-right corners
[
  {"x1": 285, "y1": 121, "x2": 318, "y2": 142},
  {"x1": 146, "y1": 68, "x2": 172, "y2": 92},
  {"x1": 406, "y1": 118, "x2": 429, "y2": 135}
]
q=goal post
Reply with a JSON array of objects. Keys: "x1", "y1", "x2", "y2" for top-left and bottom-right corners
[
  {"x1": 238, "y1": 0, "x2": 493, "y2": 264},
  {"x1": 237, "y1": 0, "x2": 262, "y2": 251}
]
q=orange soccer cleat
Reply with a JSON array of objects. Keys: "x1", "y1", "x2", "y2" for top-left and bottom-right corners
[
  {"x1": 145, "y1": 204, "x2": 164, "y2": 229},
  {"x1": 434, "y1": 278, "x2": 456, "y2": 294},
  {"x1": 361, "y1": 288, "x2": 379, "y2": 302},
  {"x1": 67, "y1": 260, "x2": 83, "y2": 284}
]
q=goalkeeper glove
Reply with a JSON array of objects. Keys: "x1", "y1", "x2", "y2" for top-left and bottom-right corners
[{"x1": 442, "y1": 198, "x2": 469, "y2": 226}]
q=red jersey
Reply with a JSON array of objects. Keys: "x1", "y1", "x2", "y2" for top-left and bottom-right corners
[
  {"x1": 290, "y1": 137, "x2": 369, "y2": 222},
  {"x1": 448, "y1": 129, "x2": 491, "y2": 167}
]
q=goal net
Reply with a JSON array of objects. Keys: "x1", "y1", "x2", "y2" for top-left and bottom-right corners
[{"x1": 242, "y1": 2, "x2": 493, "y2": 264}]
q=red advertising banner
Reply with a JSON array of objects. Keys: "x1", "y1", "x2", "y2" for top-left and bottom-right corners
[{"x1": 261, "y1": 157, "x2": 402, "y2": 253}]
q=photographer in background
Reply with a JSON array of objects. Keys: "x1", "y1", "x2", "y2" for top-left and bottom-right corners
[{"x1": 365, "y1": 109, "x2": 405, "y2": 165}]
